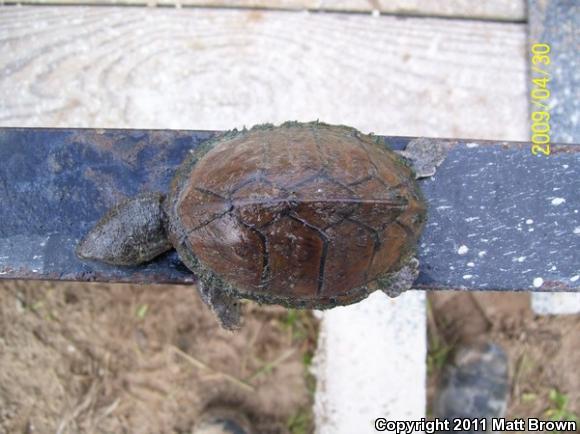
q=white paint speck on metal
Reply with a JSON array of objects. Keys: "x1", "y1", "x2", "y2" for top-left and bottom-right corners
[{"x1": 314, "y1": 292, "x2": 425, "y2": 434}]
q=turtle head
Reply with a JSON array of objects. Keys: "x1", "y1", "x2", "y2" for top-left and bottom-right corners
[{"x1": 77, "y1": 192, "x2": 173, "y2": 266}]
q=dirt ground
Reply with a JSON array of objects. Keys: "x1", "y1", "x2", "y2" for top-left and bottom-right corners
[
  {"x1": 2, "y1": 282, "x2": 579, "y2": 434},
  {"x1": 0, "y1": 280, "x2": 318, "y2": 434},
  {"x1": 428, "y1": 292, "x2": 580, "y2": 427}
]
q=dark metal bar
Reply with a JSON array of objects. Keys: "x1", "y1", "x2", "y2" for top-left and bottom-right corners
[{"x1": 0, "y1": 128, "x2": 578, "y2": 291}]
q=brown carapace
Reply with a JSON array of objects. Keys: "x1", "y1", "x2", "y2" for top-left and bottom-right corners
[{"x1": 78, "y1": 122, "x2": 429, "y2": 329}]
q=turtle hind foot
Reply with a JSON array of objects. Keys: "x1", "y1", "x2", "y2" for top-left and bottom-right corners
[
  {"x1": 397, "y1": 137, "x2": 447, "y2": 179},
  {"x1": 378, "y1": 257, "x2": 420, "y2": 298},
  {"x1": 198, "y1": 280, "x2": 242, "y2": 331},
  {"x1": 76, "y1": 192, "x2": 172, "y2": 266}
]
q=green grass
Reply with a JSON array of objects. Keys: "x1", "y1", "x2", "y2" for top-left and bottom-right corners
[
  {"x1": 136, "y1": 303, "x2": 149, "y2": 319},
  {"x1": 280, "y1": 309, "x2": 319, "y2": 432},
  {"x1": 545, "y1": 389, "x2": 578, "y2": 433},
  {"x1": 280, "y1": 309, "x2": 313, "y2": 341},
  {"x1": 282, "y1": 310, "x2": 318, "y2": 397},
  {"x1": 426, "y1": 299, "x2": 453, "y2": 377},
  {"x1": 427, "y1": 340, "x2": 452, "y2": 376},
  {"x1": 521, "y1": 392, "x2": 538, "y2": 403},
  {"x1": 287, "y1": 408, "x2": 312, "y2": 434}
]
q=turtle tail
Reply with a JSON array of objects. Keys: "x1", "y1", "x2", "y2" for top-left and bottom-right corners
[{"x1": 76, "y1": 192, "x2": 172, "y2": 266}]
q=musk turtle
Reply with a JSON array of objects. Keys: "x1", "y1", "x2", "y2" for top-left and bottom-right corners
[{"x1": 77, "y1": 122, "x2": 437, "y2": 329}]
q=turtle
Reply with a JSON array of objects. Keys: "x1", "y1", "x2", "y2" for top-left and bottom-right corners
[{"x1": 77, "y1": 122, "x2": 444, "y2": 329}]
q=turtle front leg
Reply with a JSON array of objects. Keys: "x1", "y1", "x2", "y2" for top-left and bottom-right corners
[
  {"x1": 198, "y1": 279, "x2": 242, "y2": 331},
  {"x1": 377, "y1": 257, "x2": 420, "y2": 298}
]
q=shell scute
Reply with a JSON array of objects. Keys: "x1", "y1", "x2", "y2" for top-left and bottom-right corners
[
  {"x1": 232, "y1": 181, "x2": 289, "y2": 228},
  {"x1": 292, "y1": 176, "x2": 358, "y2": 229},
  {"x1": 323, "y1": 220, "x2": 375, "y2": 294},
  {"x1": 368, "y1": 223, "x2": 411, "y2": 279},
  {"x1": 316, "y1": 129, "x2": 375, "y2": 185},
  {"x1": 187, "y1": 213, "x2": 265, "y2": 289},
  {"x1": 177, "y1": 186, "x2": 231, "y2": 232},
  {"x1": 190, "y1": 134, "x2": 262, "y2": 197},
  {"x1": 260, "y1": 126, "x2": 323, "y2": 188},
  {"x1": 347, "y1": 176, "x2": 408, "y2": 232},
  {"x1": 263, "y1": 216, "x2": 325, "y2": 297}
]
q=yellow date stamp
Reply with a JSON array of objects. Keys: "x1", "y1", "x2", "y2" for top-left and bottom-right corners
[{"x1": 530, "y1": 43, "x2": 551, "y2": 156}]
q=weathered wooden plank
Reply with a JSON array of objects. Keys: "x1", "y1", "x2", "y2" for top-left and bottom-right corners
[
  {"x1": 0, "y1": 1, "x2": 526, "y2": 21},
  {"x1": 0, "y1": 6, "x2": 528, "y2": 140},
  {"x1": 0, "y1": 128, "x2": 578, "y2": 291}
]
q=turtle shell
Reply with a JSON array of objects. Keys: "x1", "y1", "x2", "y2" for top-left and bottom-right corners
[{"x1": 167, "y1": 122, "x2": 427, "y2": 308}]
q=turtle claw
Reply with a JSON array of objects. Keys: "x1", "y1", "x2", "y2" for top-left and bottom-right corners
[
  {"x1": 379, "y1": 257, "x2": 420, "y2": 298},
  {"x1": 198, "y1": 281, "x2": 242, "y2": 331}
]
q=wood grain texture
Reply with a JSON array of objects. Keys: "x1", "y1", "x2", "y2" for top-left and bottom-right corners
[
  {"x1": 0, "y1": 6, "x2": 528, "y2": 141},
  {"x1": 2, "y1": 0, "x2": 527, "y2": 21}
]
